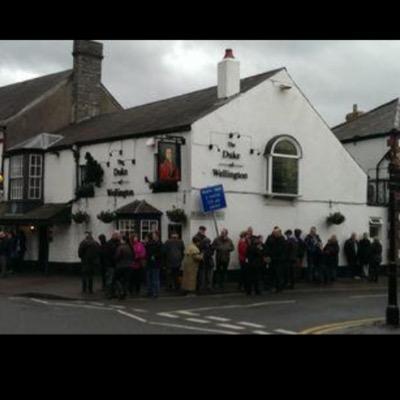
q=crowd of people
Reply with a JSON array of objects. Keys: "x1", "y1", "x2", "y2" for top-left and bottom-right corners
[
  {"x1": 77, "y1": 224, "x2": 384, "y2": 299},
  {"x1": 0, "y1": 230, "x2": 27, "y2": 279}
]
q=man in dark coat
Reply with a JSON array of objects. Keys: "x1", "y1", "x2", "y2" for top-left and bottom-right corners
[
  {"x1": 245, "y1": 235, "x2": 263, "y2": 295},
  {"x1": 305, "y1": 227, "x2": 323, "y2": 282},
  {"x1": 212, "y1": 229, "x2": 235, "y2": 289},
  {"x1": 78, "y1": 232, "x2": 101, "y2": 294},
  {"x1": 358, "y1": 233, "x2": 371, "y2": 280},
  {"x1": 369, "y1": 237, "x2": 382, "y2": 283},
  {"x1": 285, "y1": 230, "x2": 298, "y2": 289},
  {"x1": 163, "y1": 232, "x2": 185, "y2": 291},
  {"x1": 295, "y1": 229, "x2": 307, "y2": 281},
  {"x1": 344, "y1": 233, "x2": 359, "y2": 279},
  {"x1": 265, "y1": 228, "x2": 287, "y2": 293}
]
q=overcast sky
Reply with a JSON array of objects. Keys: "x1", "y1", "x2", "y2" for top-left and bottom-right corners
[{"x1": 0, "y1": 40, "x2": 399, "y2": 127}]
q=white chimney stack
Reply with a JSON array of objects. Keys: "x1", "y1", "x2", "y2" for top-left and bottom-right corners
[{"x1": 217, "y1": 49, "x2": 240, "y2": 99}]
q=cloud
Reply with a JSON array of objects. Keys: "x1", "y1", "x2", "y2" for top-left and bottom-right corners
[{"x1": 0, "y1": 40, "x2": 399, "y2": 127}]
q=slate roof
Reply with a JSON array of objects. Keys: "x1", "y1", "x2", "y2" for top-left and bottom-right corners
[
  {"x1": 115, "y1": 200, "x2": 163, "y2": 215},
  {"x1": 0, "y1": 203, "x2": 71, "y2": 224},
  {"x1": 332, "y1": 98, "x2": 400, "y2": 142},
  {"x1": 0, "y1": 70, "x2": 72, "y2": 122},
  {"x1": 52, "y1": 68, "x2": 285, "y2": 148}
]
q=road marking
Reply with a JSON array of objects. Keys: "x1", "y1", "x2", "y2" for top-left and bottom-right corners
[
  {"x1": 29, "y1": 298, "x2": 49, "y2": 305},
  {"x1": 300, "y1": 317, "x2": 383, "y2": 335},
  {"x1": 274, "y1": 329, "x2": 298, "y2": 335},
  {"x1": 149, "y1": 321, "x2": 240, "y2": 335},
  {"x1": 89, "y1": 302, "x2": 105, "y2": 306},
  {"x1": 350, "y1": 294, "x2": 386, "y2": 299},
  {"x1": 117, "y1": 310, "x2": 147, "y2": 323},
  {"x1": 51, "y1": 302, "x2": 112, "y2": 311},
  {"x1": 206, "y1": 316, "x2": 231, "y2": 322},
  {"x1": 253, "y1": 330, "x2": 272, "y2": 335},
  {"x1": 132, "y1": 308, "x2": 148, "y2": 313},
  {"x1": 176, "y1": 310, "x2": 200, "y2": 316},
  {"x1": 185, "y1": 318, "x2": 211, "y2": 324},
  {"x1": 217, "y1": 323, "x2": 246, "y2": 330},
  {"x1": 238, "y1": 322, "x2": 265, "y2": 328},
  {"x1": 169, "y1": 300, "x2": 296, "y2": 314},
  {"x1": 8, "y1": 296, "x2": 25, "y2": 301},
  {"x1": 157, "y1": 312, "x2": 180, "y2": 319},
  {"x1": 109, "y1": 305, "x2": 126, "y2": 309}
]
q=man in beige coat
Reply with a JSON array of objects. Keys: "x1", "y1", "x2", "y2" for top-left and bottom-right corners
[{"x1": 181, "y1": 236, "x2": 203, "y2": 294}]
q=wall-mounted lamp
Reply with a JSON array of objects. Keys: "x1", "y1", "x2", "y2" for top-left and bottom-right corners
[
  {"x1": 119, "y1": 150, "x2": 123, "y2": 156},
  {"x1": 106, "y1": 162, "x2": 110, "y2": 167},
  {"x1": 250, "y1": 149, "x2": 255, "y2": 155},
  {"x1": 229, "y1": 133, "x2": 234, "y2": 139},
  {"x1": 131, "y1": 159, "x2": 136, "y2": 165},
  {"x1": 30, "y1": 225, "x2": 35, "y2": 232},
  {"x1": 109, "y1": 152, "x2": 112, "y2": 157},
  {"x1": 237, "y1": 134, "x2": 241, "y2": 139},
  {"x1": 209, "y1": 144, "x2": 214, "y2": 150},
  {"x1": 279, "y1": 84, "x2": 292, "y2": 91},
  {"x1": 146, "y1": 138, "x2": 156, "y2": 147}
]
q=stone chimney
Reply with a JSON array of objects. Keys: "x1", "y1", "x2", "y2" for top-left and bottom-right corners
[
  {"x1": 345, "y1": 104, "x2": 364, "y2": 122},
  {"x1": 72, "y1": 40, "x2": 103, "y2": 123},
  {"x1": 217, "y1": 49, "x2": 240, "y2": 99}
]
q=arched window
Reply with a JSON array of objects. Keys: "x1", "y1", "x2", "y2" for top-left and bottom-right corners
[{"x1": 264, "y1": 136, "x2": 302, "y2": 196}]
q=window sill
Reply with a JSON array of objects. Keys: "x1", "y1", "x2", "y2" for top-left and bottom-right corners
[{"x1": 264, "y1": 192, "x2": 301, "y2": 200}]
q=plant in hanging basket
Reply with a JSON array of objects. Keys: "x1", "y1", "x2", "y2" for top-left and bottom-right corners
[
  {"x1": 97, "y1": 210, "x2": 117, "y2": 223},
  {"x1": 75, "y1": 183, "x2": 95, "y2": 198},
  {"x1": 84, "y1": 152, "x2": 104, "y2": 188},
  {"x1": 71, "y1": 210, "x2": 90, "y2": 224},
  {"x1": 166, "y1": 207, "x2": 187, "y2": 223},
  {"x1": 327, "y1": 212, "x2": 346, "y2": 225}
]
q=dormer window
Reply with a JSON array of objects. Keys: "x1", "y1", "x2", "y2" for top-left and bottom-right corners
[
  {"x1": 8, "y1": 153, "x2": 43, "y2": 201},
  {"x1": 264, "y1": 135, "x2": 302, "y2": 197}
]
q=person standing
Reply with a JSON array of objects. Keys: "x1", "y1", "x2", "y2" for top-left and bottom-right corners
[
  {"x1": 145, "y1": 232, "x2": 163, "y2": 298},
  {"x1": 369, "y1": 237, "x2": 382, "y2": 283},
  {"x1": 198, "y1": 236, "x2": 215, "y2": 293},
  {"x1": 358, "y1": 233, "x2": 372, "y2": 280},
  {"x1": 0, "y1": 231, "x2": 9, "y2": 278},
  {"x1": 245, "y1": 235, "x2": 263, "y2": 295},
  {"x1": 129, "y1": 233, "x2": 146, "y2": 296},
  {"x1": 265, "y1": 228, "x2": 287, "y2": 293},
  {"x1": 305, "y1": 227, "x2": 323, "y2": 282},
  {"x1": 114, "y1": 235, "x2": 135, "y2": 299},
  {"x1": 212, "y1": 228, "x2": 235, "y2": 289},
  {"x1": 323, "y1": 235, "x2": 340, "y2": 282},
  {"x1": 163, "y1": 232, "x2": 185, "y2": 291},
  {"x1": 181, "y1": 236, "x2": 203, "y2": 295},
  {"x1": 98, "y1": 234, "x2": 108, "y2": 290},
  {"x1": 15, "y1": 230, "x2": 26, "y2": 272},
  {"x1": 104, "y1": 231, "x2": 121, "y2": 298},
  {"x1": 237, "y1": 231, "x2": 249, "y2": 291},
  {"x1": 344, "y1": 233, "x2": 359, "y2": 279},
  {"x1": 78, "y1": 232, "x2": 101, "y2": 294},
  {"x1": 294, "y1": 229, "x2": 306, "y2": 281},
  {"x1": 285, "y1": 230, "x2": 298, "y2": 289}
]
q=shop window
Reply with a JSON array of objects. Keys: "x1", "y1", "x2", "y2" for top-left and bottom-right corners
[
  {"x1": 117, "y1": 219, "x2": 137, "y2": 237},
  {"x1": 140, "y1": 219, "x2": 159, "y2": 241},
  {"x1": 264, "y1": 136, "x2": 302, "y2": 197}
]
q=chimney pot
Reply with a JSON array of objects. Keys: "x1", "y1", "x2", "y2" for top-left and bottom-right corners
[
  {"x1": 224, "y1": 49, "x2": 235, "y2": 59},
  {"x1": 218, "y1": 48, "x2": 240, "y2": 99}
]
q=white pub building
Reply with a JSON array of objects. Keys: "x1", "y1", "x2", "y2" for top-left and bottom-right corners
[{"x1": 0, "y1": 41, "x2": 388, "y2": 272}]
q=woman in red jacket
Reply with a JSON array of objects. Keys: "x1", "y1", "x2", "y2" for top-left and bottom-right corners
[{"x1": 237, "y1": 231, "x2": 249, "y2": 291}]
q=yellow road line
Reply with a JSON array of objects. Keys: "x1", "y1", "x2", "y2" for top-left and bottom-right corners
[{"x1": 300, "y1": 317, "x2": 384, "y2": 335}]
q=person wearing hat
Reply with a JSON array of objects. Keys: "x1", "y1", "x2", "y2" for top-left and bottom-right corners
[{"x1": 78, "y1": 231, "x2": 100, "y2": 294}]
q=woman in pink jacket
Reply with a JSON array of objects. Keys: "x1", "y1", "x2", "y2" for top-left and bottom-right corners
[{"x1": 129, "y1": 233, "x2": 146, "y2": 296}]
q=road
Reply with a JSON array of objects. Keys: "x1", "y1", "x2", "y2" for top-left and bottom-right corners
[{"x1": 0, "y1": 285, "x2": 393, "y2": 334}]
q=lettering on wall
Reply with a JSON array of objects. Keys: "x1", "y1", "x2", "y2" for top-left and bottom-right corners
[
  {"x1": 107, "y1": 189, "x2": 134, "y2": 198},
  {"x1": 212, "y1": 169, "x2": 248, "y2": 180}
]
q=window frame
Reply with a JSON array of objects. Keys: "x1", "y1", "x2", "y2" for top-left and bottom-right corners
[
  {"x1": 28, "y1": 153, "x2": 43, "y2": 200},
  {"x1": 265, "y1": 135, "x2": 302, "y2": 198},
  {"x1": 9, "y1": 155, "x2": 24, "y2": 200}
]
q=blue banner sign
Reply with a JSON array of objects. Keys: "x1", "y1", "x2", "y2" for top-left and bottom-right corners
[{"x1": 200, "y1": 185, "x2": 227, "y2": 213}]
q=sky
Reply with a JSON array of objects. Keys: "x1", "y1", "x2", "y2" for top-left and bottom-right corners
[{"x1": 0, "y1": 40, "x2": 399, "y2": 127}]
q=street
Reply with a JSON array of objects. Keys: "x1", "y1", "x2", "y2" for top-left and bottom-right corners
[{"x1": 0, "y1": 284, "x2": 393, "y2": 334}]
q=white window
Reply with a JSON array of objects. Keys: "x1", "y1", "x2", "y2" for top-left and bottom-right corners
[
  {"x1": 9, "y1": 155, "x2": 24, "y2": 200},
  {"x1": 140, "y1": 220, "x2": 159, "y2": 241},
  {"x1": 118, "y1": 219, "x2": 136, "y2": 237},
  {"x1": 28, "y1": 154, "x2": 43, "y2": 200},
  {"x1": 265, "y1": 136, "x2": 302, "y2": 197}
]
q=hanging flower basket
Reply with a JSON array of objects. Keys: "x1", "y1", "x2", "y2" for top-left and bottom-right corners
[
  {"x1": 327, "y1": 212, "x2": 346, "y2": 225},
  {"x1": 97, "y1": 210, "x2": 117, "y2": 223},
  {"x1": 166, "y1": 207, "x2": 187, "y2": 224},
  {"x1": 72, "y1": 210, "x2": 90, "y2": 224}
]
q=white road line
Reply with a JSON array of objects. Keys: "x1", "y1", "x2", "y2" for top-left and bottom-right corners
[
  {"x1": 89, "y1": 302, "x2": 105, "y2": 306},
  {"x1": 274, "y1": 329, "x2": 298, "y2": 335},
  {"x1": 217, "y1": 323, "x2": 246, "y2": 330},
  {"x1": 350, "y1": 294, "x2": 386, "y2": 299},
  {"x1": 170, "y1": 300, "x2": 296, "y2": 314},
  {"x1": 157, "y1": 312, "x2": 180, "y2": 319},
  {"x1": 51, "y1": 302, "x2": 111, "y2": 311},
  {"x1": 149, "y1": 321, "x2": 240, "y2": 335},
  {"x1": 29, "y1": 298, "x2": 49, "y2": 305},
  {"x1": 109, "y1": 305, "x2": 126, "y2": 309},
  {"x1": 175, "y1": 310, "x2": 200, "y2": 316},
  {"x1": 206, "y1": 316, "x2": 231, "y2": 322},
  {"x1": 132, "y1": 308, "x2": 148, "y2": 313},
  {"x1": 117, "y1": 310, "x2": 147, "y2": 323},
  {"x1": 253, "y1": 330, "x2": 272, "y2": 335},
  {"x1": 185, "y1": 318, "x2": 211, "y2": 324},
  {"x1": 238, "y1": 322, "x2": 266, "y2": 329}
]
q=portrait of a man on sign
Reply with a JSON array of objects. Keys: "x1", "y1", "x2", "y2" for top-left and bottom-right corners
[{"x1": 158, "y1": 142, "x2": 181, "y2": 182}]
